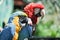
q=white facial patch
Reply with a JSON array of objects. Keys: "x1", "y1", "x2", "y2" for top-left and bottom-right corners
[
  {"x1": 34, "y1": 8, "x2": 41, "y2": 15},
  {"x1": 20, "y1": 23, "x2": 26, "y2": 27}
]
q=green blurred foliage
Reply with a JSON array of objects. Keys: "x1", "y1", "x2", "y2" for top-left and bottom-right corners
[{"x1": 33, "y1": 0, "x2": 60, "y2": 37}]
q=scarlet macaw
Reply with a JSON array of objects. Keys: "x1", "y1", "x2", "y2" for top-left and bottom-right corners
[{"x1": 24, "y1": 2, "x2": 45, "y2": 33}]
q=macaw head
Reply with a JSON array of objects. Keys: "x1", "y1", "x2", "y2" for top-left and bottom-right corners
[
  {"x1": 18, "y1": 15, "x2": 28, "y2": 27},
  {"x1": 24, "y1": 2, "x2": 45, "y2": 19},
  {"x1": 34, "y1": 8, "x2": 45, "y2": 19},
  {"x1": 8, "y1": 11, "x2": 28, "y2": 27}
]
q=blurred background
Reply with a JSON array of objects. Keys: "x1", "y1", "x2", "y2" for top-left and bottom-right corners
[{"x1": 0, "y1": 0, "x2": 60, "y2": 37}]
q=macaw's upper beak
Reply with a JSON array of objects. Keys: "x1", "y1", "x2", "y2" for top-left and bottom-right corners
[{"x1": 41, "y1": 9, "x2": 45, "y2": 19}]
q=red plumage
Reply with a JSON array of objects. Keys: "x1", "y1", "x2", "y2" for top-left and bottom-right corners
[{"x1": 24, "y1": 2, "x2": 44, "y2": 24}]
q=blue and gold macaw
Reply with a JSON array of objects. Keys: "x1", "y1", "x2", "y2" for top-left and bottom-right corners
[{"x1": 0, "y1": 11, "x2": 32, "y2": 40}]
